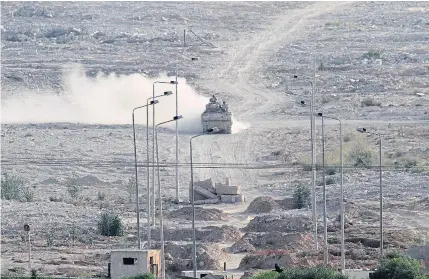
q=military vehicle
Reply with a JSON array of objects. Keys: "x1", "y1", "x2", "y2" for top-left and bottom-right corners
[{"x1": 201, "y1": 95, "x2": 233, "y2": 134}]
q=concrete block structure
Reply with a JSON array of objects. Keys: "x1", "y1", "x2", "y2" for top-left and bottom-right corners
[
  {"x1": 216, "y1": 185, "x2": 241, "y2": 195},
  {"x1": 110, "y1": 249, "x2": 161, "y2": 279},
  {"x1": 220, "y1": 194, "x2": 245, "y2": 203}
]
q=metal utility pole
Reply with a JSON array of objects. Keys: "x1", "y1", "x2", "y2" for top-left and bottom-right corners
[
  {"x1": 321, "y1": 116, "x2": 328, "y2": 266},
  {"x1": 190, "y1": 135, "x2": 199, "y2": 278},
  {"x1": 24, "y1": 224, "x2": 31, "y2": 272},
  {"x1": 151, "y1": 81, "x2": 176, "y2": 228},
  {"x1": 379, "y1": 136, "x2": 383, "y2": 261},
  {"x1": 311, "y1": 58, "x2": 318, "y2": 251},
  {"x1": 155, "y1": 116, "x2": 183, "y2": 279},
  {"x1": 175, "y1": 67, "x2": 180, "y2": 203},
  {"x1": 356, "y1": 128, "x2": 384, "y2": 263},
  {"x1": 133, "y1": 101, "x2": 158, "y2": 249},
  {"x1": 317, "y1": 113, "x2": 344, "y2": 270}
]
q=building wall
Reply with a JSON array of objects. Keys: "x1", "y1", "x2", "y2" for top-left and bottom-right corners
[
  {"x1": 146, "y1": 250, "x2": 161, "y2": 278},
  {"x1": 343, "y1": 270, "x2": 373, "y2": 279},
  {"x1": 111, "y1": 250, "x2": 160, "y2": 279}
]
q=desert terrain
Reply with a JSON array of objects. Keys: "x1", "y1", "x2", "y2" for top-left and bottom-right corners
[{"x1": 1, "y1": 1, "x2": 429, "y2": 278}]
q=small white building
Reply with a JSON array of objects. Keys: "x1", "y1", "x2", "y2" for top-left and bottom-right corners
[
  {"x1": 110, "y1": 249, "x2": 161, "y2": 279},
  {"x1": 343, "y1": 269, "x2": 375, "y2": 279}
]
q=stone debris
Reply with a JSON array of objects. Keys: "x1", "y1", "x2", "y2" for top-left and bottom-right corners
[
  {"x1": 167, "y1": 206, "x2": 229, "y2": 221},
  {"x1": 190, "y1": 177, "x2": 246, "y2": 204},
  {"x1": 246, "y1": 196, "x2": 281, "y2": 213},
  {"x1": 231, "y1": 239, "x2": 256, "y2": 253},
  {"x1": 244, "y1": 214, "x2": 313, "y2": 233},
  {"x1": 162, "y1": 242, "x2": 224, "y2": 272},
  {"x1": 246, "y1": 196, "x2": 296, "y2": 213}
]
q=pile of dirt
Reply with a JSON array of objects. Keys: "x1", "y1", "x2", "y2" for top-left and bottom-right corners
[
  {"x1": 231, "y1": 239, "x2": 256, "y2": 253},
  {"x1": 240, "y1": 232, "x2": 319, "y2": 251},
  {"x1": 244, "y1": 214, "x2": 312, "y2": 233},
  {"x1": 246, "y1": 196, "x2": 281, "y2": 213},
  {"x1": 203, "y1": 225, "x2": 243, "y2": 243},
  {"x1": 167, "y1": 206, "x2": 228, "y2": 221},
  {"x1": 151, "y1": 225, "x2": 241, "y2": 243},
  {"x1": 349, "y1": 227, "x2": 422, "y2": 248},
  {"x1": 245, "y1": 196, "x2": 296, "y2": 213},
  {"x1": 163, "y1": 242, "x2": 223, "y2": 272}
]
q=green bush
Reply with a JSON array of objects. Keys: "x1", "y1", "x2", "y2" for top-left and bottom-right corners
[
  {"x1": 370, "y1": 254, "x2": 427, "y2": 279},
  {"x1": 250, "y1": 267, "x2": 348, "y2": 279},
  {"x1": 1, "y1": 173, "x2": 26, "y2": 200},
  {"x1": 293, "y1": 183, "x2": 311, "y2": 209},
  {"x1": 122, "y1": 274, "x2": 156, "y2": 279},
  {"x1": 326, "y1": 167, "x2": 337, "y2": 175},
  {"x1": 347, "y1": 146, "x2": 372, "y2": 168},
  {"x1": 362, "y1": 50, "x2": 383, "y2": 60},
  {"x1": 279, "y1": 267, "x2": 348, "y2": 279},
  {"x1": 251, "y1": 271, "x2": 279, "y2": 279},
  {"x1": 66, "y1": 173, "x2": 81, "y2": 199},
  {"x1": 98, "y1": 212, "x2": 124, "y2": 236}
]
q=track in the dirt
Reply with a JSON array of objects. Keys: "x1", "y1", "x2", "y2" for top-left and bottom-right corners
[{"x1": 190, "y1": 1, "x2": 428, "y2": 192}]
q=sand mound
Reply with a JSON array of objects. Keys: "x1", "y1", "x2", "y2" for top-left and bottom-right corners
[
  {"x1": 241, "y1": 232, "x2": 318, "y2": 251},
  {"x1": 167, "y1": 206, "x2": 228, "y2": 221},
  {"x1": 244, "y1": 214, "x2": 312, "y2": 233},
  {"x1": 231, "y1": 239, "x2": 256, "y2": 253},
  {"x1": 163, "y1": 242, "x2": 223, "y2": 271},
  {"x1": 246, "y1": 196, "x2": 281, "y2": 213},
  {"x1": 203, "y1": 225, "x2": 243, "y2": 243}
]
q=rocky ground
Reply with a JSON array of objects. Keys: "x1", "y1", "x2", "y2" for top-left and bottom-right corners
[{"x1": 1, "y1": 1, "x2": 429, "y2": 278}]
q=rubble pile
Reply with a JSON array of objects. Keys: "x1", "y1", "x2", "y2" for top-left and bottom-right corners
[
  {"x1": 245, "y1": 196, "x2": 281, "y2": 213},
  {"x1": 167, "y1": 206, "x2": 228, "y2": 221},
  {"x1": 163, "y1": 242, "x2": 224, "y2": 272},
  {"x1": 238, "y1": 232, "x2": 319, "y2": 251},
  {"x1": 244, "y1": 214, "x2": 313, "y2": 233},
  {"x1": 203, "y1": 225, "x2": 243, "y2": 243},
  {"x1": 190, "y1": 178, "x2": 246, "y2": 204},
  {"x1": 231, "y1": 239, "x2": 256, "y2": 253}
]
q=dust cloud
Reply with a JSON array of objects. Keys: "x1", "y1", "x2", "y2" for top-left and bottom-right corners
[{"x1": 1, "y1": 64, "x2": 248, "y2": 133}]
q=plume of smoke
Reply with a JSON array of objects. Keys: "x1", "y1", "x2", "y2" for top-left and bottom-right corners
[{"x1": 1, "y1": 64, "x2": 248, "y2": 134}]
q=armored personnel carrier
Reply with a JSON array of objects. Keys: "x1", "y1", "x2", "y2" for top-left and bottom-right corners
[{"x1": 201, "y1": 95, "x2": 233, "y2": 134}]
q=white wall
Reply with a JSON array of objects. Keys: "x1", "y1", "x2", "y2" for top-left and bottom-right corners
[{"x1": 111, "y1": 250, "x2": 148, "y2": 279}]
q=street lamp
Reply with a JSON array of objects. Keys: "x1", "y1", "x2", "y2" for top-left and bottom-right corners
[
  {"x1": 146, "y1": 91, "x2": 173, "y2": 248},
  {"x1": 316, "y1": 112, "x2": 345, "y2": 271},
  {"x1": 189, "y1": 128, "x2": 218, "y2": 278},
  {"x1": 151, "y1": 82, "x2": 176, "y2": 231},
  {"x1": 356, "y1": 127, "x2": 383, "y2": 262},
  {"x1": 132, "y1": 99, "x2": 159, "y2": 249},
  {"x1": 155, "y1": 115, "x2": 183, "y2": 279},
  {"x1": 299, "y1": 98, "x2": 318, "y2": 251},
  {"x1": 173, "y1": 56, "x2": 200, "y2": 204}
]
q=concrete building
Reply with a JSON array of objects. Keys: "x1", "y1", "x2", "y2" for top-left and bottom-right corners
[{"x1": 110, "y1": 249, "x2": 161, "y2": 279}]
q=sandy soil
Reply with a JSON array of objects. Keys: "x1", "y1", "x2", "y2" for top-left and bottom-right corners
[{"x1": 1, "y1": 1, "x2": 429, "y2": 278}]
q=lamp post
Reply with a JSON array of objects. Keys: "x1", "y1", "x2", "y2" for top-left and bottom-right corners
[
  {"x1": 320, "y1": 113, "x2": 328, "y2": 266},
  {"x1": 299, "y1": 98, "x2": 318, "y2": 251},
  {"x1": 174, "y1": 56, "x2": 199, "y2": 203},
  {"x1": 316, "y1": 113, "x2": 344, "y2": 271},
  {"x1": 356, "y1": 127, "x2": 383, "y2": 262},
  {"x1": 145, "y1": 91, "x2": 173, "y2": 248},
  {"x1": 189, "y1": 128, "x2": 217, "y2": 278},
  {"x1": 151, "y1": 81, "x2": 177, "y2": 230},
  {"x1": 295, "y1": 76, "x2": 318, "y2": 251},
  {"x1": 155, "y1": 115, "x2": 184, "y2": 279},
  {"x1": 132, "y1": 100, "x2": 159, "y2": 249}
]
